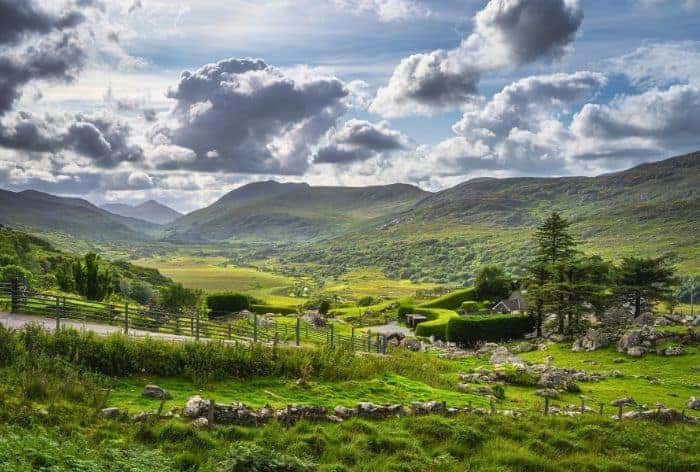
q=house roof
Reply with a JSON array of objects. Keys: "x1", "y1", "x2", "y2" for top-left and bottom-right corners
[{"x1": 495, "y1": 291, "x2": 527, "y2": 312}]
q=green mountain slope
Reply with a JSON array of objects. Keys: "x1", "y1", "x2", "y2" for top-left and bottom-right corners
[
  {"x1": 165, "y1": 181, "x2": 431, "y2": 242},
  {"x1": 277, "y1": 151, "x2": 699, "y2": 282},
  {"x1": 0, "y1": 189, "x2": 160, "y2": 242},
  {"x1": 102, "y1": 200, "x2": 182, "y2": 225}
]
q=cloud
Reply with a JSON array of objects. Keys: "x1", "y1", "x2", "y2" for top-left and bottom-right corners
[
  {"x1": 150, "y1": 57, "x2": 349, "y2": 174},
  {"x1": 0, "y1": 0, "x2": 85, "y2": 46},
  {"x1": 426, "y1": 71, "x2": 605, "y2": 175},
  {"x1": 370, "y1": 0, "x2": 583, "y2": 117},
  {"x1": 0, "y1": 111, "x2": 144, "y2": 168},
  {"x1": 314, "y1": 119, "x2": 410, "y2": 164},
  {"x1": 604, "y1": 41, "x2": 700, "y2": 88},
  {"x1": 332, "y1": 0, "x2": 431, "y2": 22},
  {"x1": 569, "y1": 84, "x2": 700, "y2": 159}
]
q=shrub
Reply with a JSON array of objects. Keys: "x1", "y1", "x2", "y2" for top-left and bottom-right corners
[
  {"x1": 446, "y1": 314, "x2": 534, "y2": 346},
  {"x1": 397, "y1": 305, "x2": 415, "y2": 322},
  {"x1": 217, "y1": 443, "x2": 314, "y2": 472},
  {"x1": 461, "y1": 301, "x2": 480, "y2": 313},
  {"x1": 474, "y1": 265, "x2": 511, "y2": 301},
  {"x1": 412, "y1": 308, "x2": 458, "y2": 340},
  {"x1": 207, "y1": 292, "x2": 251, "y2": 316},
  {"x1": 357, "y1": 296, "x2": 375, "y2": 307},
  {"x1": 0, "y1": 264, "x2": 33, "y2": 288}
]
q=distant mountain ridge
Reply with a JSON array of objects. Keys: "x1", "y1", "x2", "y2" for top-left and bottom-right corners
[
  {"x1": 102, "y1": 200, "x2": 182, "y2": 225},
  {"x1": 165, "y1": 181, "x2": 430, "y2": 242},
  {"x1": 0, "y1": 189, "x2": 160, "y2": 241}
]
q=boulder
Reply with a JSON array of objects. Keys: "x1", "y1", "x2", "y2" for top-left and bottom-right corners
[
  {"x1": 663, "y1": 346, "x2": 684, "y2": 356},
  {"x1": 535, "y1": 388, "x2": 560, "y2": 399},
  {"x1": 334, "y1": 405, "x2": 355, "y2": 418},
  {"x1": 686, "y1": 396, "x2": 700, "y2": 410},
  {"x1": 142, "y1": 384, "x2": 170, "y2": 399},
  {"x1": 627, "y1": 346, "x2": 645, "y2": 357},
  {"x1": 401, "y1": 338, "x2": 422, "y2": 352},
  {"x1": 132, "y1": 411, "x2": 148, "y2": 422},
  {"x1": 611, "y1": 370, "x2": 624, "y2": 378},
  {"x1": 99, "y1": 407, "x2": 120, "y2": 419},
  {"x1": 183, "y1": 395, "x2": 208, "y2": 418},
  {"x1": 610, "y1": 397, "x2": 636, "y2": 407},
  {"x1": 571, "y1": 329, "x2": 614, "y2": 352},
  {"x1": 192, "y1": 417, "x2": 209, "y2": 428},
  {"x1": 512, "y1": 342, "x2": 536, "y2": 353}
]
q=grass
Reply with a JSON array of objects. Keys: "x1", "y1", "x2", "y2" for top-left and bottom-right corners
[{"x1": 0, "y1": 325, "x2": 699, "y2": 470}]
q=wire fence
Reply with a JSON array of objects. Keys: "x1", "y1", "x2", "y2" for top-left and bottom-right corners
[{"x1": 0, "y1": 281, "x2": 387, "y2": 353}]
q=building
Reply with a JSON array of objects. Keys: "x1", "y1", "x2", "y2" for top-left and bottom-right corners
[{"x1": 492, "y1": 291, "x2": 527, "y2": 314}]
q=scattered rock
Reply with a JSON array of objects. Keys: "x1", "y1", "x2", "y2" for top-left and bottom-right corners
[
  {"x1": 512, "y1": 342, "x2": 536, "y2": 353},
  {"x1": 99, "y1": 407, "x2": 120, "y2": 419},
  {"x1": 142, "y1": 384, "x2": 171, "y2": 399},
  {"x1": 627, "y1": 346, "x2": 645, "y2": 357},
  {"x1": 571, "y1": 329, "x2": 614, "y2": 352},
  {"x1": 611, "y1": 370, "x2": 624, "y2": 378},
  {"x1": 686, "y1": 396, "x2": 700, "y2": 410},
  {"x1": 183, "y1": 395, "x2": 208, "y2": 418},
  {"x1": 192, "y1": 417, "x2": 209, "y2": 428},
  {"x1": 401, "y1": 338, "x2": 422, "y2": 351},
  {"x1": 132, "y1": 411, "x2": 148, "y2": 422},
  {"x1": 663, "y1": 346, "x2": 684, "y2": 356},
  {"x1": 535, "y1": 388, "x2": 560, "y2": 399},
  {"x1": 611, "y1": 397, "x2": 636, "y2": 407}
]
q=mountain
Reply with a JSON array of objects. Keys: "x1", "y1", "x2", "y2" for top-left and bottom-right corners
[
  {"x1": 0, "y1": 189, "x2": 160, "y2": 242},
  {"x1": 102, "y1": 200, "x2": 182, "y2": 225},
  {"x1": 165, "y1": 181, "x2": 431, "y2": 242},
  {"x1": 277, "y1": 151, "x2": 699, "y2": 282}
]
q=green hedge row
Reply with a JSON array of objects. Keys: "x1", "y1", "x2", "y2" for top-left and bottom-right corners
[
  {"x1": 419, "y1": 287, "x2": 476, "y2": 310},
  {"x1": 206, "y1": 292, "x2": 250, "y2": 316},
  {"x1": 250, "y1": 304, "x2": 298, "y2": 315},
  {"x1": 446, "y1": 314, "x2": 534, "y2": 346}
]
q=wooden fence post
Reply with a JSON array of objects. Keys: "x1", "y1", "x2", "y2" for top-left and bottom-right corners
[
  {"x1": 10, "y1": 278, "x2": 19, "y2": 313},
  {"x1": 330, "y1": 324, "x2": 334, "y2": 347},
  {"x1": 195, "y1": 309, "x2": 201, "y2": 341},
  {"x1": 544, "y1": 397, "x2": 549, "y2": 415},
  {"x1": 208, "y1": 399, "x2": 215, "y2": 429},
  {"x1": 295, "y1": 317, "x2": 300, "y2": 346},
  {"x1": 253, "y1": 313, "x2": 258, "y2": 343},
  {"x1": 227, "y1": 322, "x2": 232, "y2": 341},
  {"x1": 54, "y1": 295, "x2": 60, "y2": 331},
  {"x1": 124, "y1": 303, "x2": 129, "y2": 335},
  {"x1": 351, "y1": 326, "x2": 355, "y2": 351},
  {"x1": 367, "y1": 329, "x2": 371, "y2": 351}
]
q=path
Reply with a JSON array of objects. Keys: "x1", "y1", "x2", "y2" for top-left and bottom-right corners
[
  {"x1": 369, "y1": 320, "x2": 412, "y2": 336},
  {"x1": 0, "y1": 312, "x2": 229, "y2": 343}
]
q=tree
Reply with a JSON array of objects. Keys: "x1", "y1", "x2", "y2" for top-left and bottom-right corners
[
  {"x1": 615, "y1": 255, "x2": 678, "y2": 317},
  {"x1": 531, "y1": 212, "x2": 579, "y2": 334},
  {"x1": 474, "y1": 265, "x2": 511, "y2": 301},
  {"x1": 160, "y1": 283, "x2": 202, "y2": 313},
  {"x1": 525, "y1": 261, "x2": 550, "y2": 338},
  {"x1": 0, "y1": 265, "x2": 33, "y2": 288},
  {"x1": 72, "y1": 259, "x2": 86, "y2": 295},
  {"x1": 82, "y1": 253, "x2": 112, "y2": 301},
  {"x1": 318, "y1": 299, "x2": 331, "y2": 316}
]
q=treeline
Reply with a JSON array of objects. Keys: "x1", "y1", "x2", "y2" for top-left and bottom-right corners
[
  {"x1": 524, "y1": 212, "x2": 679, "y2": 337},
  {"x1": 0, "y1": 226, "x2": 187, "y2": 308}
]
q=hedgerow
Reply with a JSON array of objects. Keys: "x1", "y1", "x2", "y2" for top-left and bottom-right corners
[{"x1": 446, "y1": 314, "x2": 534, "y2": 346}]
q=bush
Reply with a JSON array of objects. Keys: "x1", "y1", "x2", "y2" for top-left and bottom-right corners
[
  {"x1": 218, "y1": 443, "x2": 314, "y2": 471},
  {"x1": 461, "y1": 301, "x2": 480, "y2": 313},
  {"x1": 419, "y1": 288, "x2": 476, "y2": 310},
  {"x1": 0, "y1": 264, "x2": 33, "y2": 288},
  {"x1": 446, "y1": 314, "x2": 534, "y2": 346},
  {"x1": 207, "y1": 292, "x2": 251, "y2": 316},
  {"x1": 474, "y1": 265, "x2": 511, "y2": 301},
  {"x1": 412, "y1": 308, "x2": 458, "y2": 340},
  {"x1": 357, "y1": 296, "x2": 375, "y2": 307},
  {"x1": 397, "y1": 305, "x2": 415, "y2": 322}
]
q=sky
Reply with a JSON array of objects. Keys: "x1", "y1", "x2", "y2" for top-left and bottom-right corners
[{"x1": 0, "y1": 0, "x2": 699, "y2": 212}]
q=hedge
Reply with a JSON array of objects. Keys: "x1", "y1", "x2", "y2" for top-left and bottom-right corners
[
  {"x1": 412, "y1": 308, "x2": 459, "y2": 341},
  {"x1": 419, "y1": 287, "x2": 476, "y2": 310},
  {"x1": 461, "y1": 301, "x2": 480, "y2": 313},
  {"x1": 446, "y1": 314, "x2": 534, "y2": 346},
  {"x1": 250, "y1": 304, "x2": 298, "y2": 315},
  {"x1": 206, "y1": 292, "x2": 250, "y2": 316}
]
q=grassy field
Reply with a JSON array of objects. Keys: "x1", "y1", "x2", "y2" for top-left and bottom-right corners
[{"x1": 1, "y1": 325, "x2": 698, "y2": 471}]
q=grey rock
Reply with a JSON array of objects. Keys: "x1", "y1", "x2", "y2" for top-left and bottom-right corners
[
  {"x1": 132, "y1": 411, "x2": 148, "y2": 422},
  {"x1": 142, "y1": 384, "x2": 171, "y2": 399},
  {"x1": 99, "y1": 407, "x2": 120, "y2": 419},
  {"x1": 686, "y1": 396, "x2": 700, "y2": 410},
  {"x1": 183, "y1": 395, "x2": 208, "y2": 418},
  {"x1": 627, "y1": 346, "x2": 645, "y2": 357},
  {"x1": 192, "y1": 417, "x2": 209, "y2": 428},
  {"x1": 610, "y1": 397, "x2": 636, "y2": 407},
  {"x1": 664, "y1": 346, "x2": 684, "y2": 356},
  {"x1": 535, "y1": 388, "x2": 560, "y2": 399}
]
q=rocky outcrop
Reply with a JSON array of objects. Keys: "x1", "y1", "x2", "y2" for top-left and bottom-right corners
[
  {"x1": 99, "y1": 407, "x2": 120, "y2": 418},
  {"x1": 687, "y1": 396, "x2": 700, "y2": 410},
  {"x1": 571, "y1": 329, "x2": 615, "y2": 352}
]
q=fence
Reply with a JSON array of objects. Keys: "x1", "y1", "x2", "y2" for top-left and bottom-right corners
[{"x1": 0, "y1": 281, "x2": 387, "y2": 354}]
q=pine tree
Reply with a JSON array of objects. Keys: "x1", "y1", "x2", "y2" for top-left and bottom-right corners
[{"x1": 616, "y1": 256, "x2": 677, "y2": 317}]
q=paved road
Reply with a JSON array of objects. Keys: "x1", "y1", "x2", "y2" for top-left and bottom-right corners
[{"x1": 0, "y1": 312, "x2": 229, "y2": 343}]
